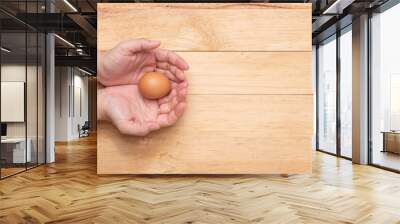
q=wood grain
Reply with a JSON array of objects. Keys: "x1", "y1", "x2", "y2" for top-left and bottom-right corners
[
  {"x1": 98, "y1": 95, "x2": 313, "y2": 174},
  {"x1": 181, "y1": 52, "x2": 312, "y2": 95},
  {"x1": 97, "y1": 3, "x2": 312, "y2": 174},
  {"x1": 97, "y1": 3, "x2": 311, "y2": 52}
]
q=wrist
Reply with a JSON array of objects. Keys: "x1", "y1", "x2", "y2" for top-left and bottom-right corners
[
  {"x1": 97, "y1": 51, "x2": 109, "y2": 86},
  {"x1": 97, "y1": 84, "x2": 109, "y2": 121}
]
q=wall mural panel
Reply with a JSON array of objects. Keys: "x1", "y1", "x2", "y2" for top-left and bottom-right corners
[{"x1": 97, "y1": 3, "x2": 313, "y2": 174}]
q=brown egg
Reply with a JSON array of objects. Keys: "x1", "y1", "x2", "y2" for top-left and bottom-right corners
[{"x1": 138, "y1": 72, "x2": 171, "y2": 100}]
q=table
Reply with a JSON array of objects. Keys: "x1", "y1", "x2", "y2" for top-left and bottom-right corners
[{"x1": 1, "y1": 138, "x2": 31, "y2": 164}]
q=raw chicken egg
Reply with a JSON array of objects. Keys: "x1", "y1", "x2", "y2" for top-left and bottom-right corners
[{"x1": 138, "y1": 72, "x2": 171, "y2": 100}]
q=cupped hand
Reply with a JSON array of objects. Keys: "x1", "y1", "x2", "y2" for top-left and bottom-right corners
[
  {"x1": 98, "y1": 80, "x2": 188, "y2": 136},
  {"x1": 98, "y1": 39, "x2": 189, "y2": 86}
]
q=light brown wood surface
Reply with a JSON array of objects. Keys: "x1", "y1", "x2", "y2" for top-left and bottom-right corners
[
  {"x1": 98, "y1": 3, "x2": 311, "y2": 52},
  {"x1": 181, "y1": 52, "x2": 312, "y2": 95},
  {"x1": 2, "y1": 136, "x2": 400, "y2": 223},
  {"x1": 97, "y1": 3, "x2": 312, "y2": 174},
  {"x1": 98, "y1": 95, "x2": 313, "y2": 174}
]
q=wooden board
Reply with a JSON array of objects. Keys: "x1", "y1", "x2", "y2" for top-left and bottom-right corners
[
  {"x1": 98, "y1": 95, "x2": 313, "y2": 174},
  {"x1": 181, "y1": 52, "x2": 312, "y2": 95},
  {"x1": 97, "y1": 3, "x2": 313, "y2": 174},
  {"x1": 98, "y1": 3, "x2": 311, "y2": 52}
]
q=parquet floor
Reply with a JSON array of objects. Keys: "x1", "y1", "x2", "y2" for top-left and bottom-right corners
[{"x1": 1, "y1": 134, "x2": 400, "y2": 224}]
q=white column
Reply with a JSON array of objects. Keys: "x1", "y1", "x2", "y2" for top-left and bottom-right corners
[
  {"x1": 46, "y1": 32, "x2": 55, "y2": 163},
  {"x1": 352, "y1": 14, "x2": 369, "y2": 164}
]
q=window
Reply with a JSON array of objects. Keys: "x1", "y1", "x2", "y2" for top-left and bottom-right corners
[
  {"x1": 370, "y1": 3, "x2": 400, "y2": 171},
  {"x1": 317, "y1": 35, "x2": 337, "y2": 154},
  {"x1": 339, "y1": 26, "x2": 352, "y2": 158}
]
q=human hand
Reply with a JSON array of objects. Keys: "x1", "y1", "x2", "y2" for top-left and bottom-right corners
[
  {"x1": 98, "y1": 39, "x2": 189, "y2": 86},
  {"x1": 97, "y1": 80, "x2": 188, "y2": 136}
]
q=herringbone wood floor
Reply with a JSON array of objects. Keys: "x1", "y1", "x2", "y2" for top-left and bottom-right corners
[{"x1": 1, "y1": 134, "x2": 400, "y2": 224}]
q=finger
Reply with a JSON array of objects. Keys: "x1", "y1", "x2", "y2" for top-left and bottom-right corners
[
  {"x1": 156, "y1": 62, "x2": 170, "y2": 70},
  {"x1": 159, "y1": 102, "x2": 172, "y2": 114},
  {"x1": 156, "y1": 62, "x2": 185, "y2": 81},
  {"x1": 159, "y1": 97, "x2": 178, "y2": 114},
  {"x1": 175, "y1": 81, "x2": 188, "y2": 102},
  {"x1": 156, "y1": 114, "x2": 169, "y2": 128},
  {"x1": 175, "y1": 69, "x2": 185, "y2": 81},
  {"x1": 120, "y1": 39, "x2": 161, "y2": 54},
  {"x1": 157, "y1": 110, "x2": 178, "y2": 127},
  {"x1": 174, "y1": 102, "x2": 186, "y2": 118},
  {"x1": 116, "y1": 120, "x2": 150, "y2": 136},
  {"x1": 178, "y1": 80, "x2": 188, "y2": 89},
  {"x1": 158, "y1": 88, "x2": 176, "y2": 104},
  {"x1": 146, "y1": 121, "x2": 160, "y2": 132},
  {"x1": 171, "y1": 97, "x2": 178, "y2": 110},
  {"x1": 157, "y1": 101, "x2": 185, "y2": 127},
  {"x1": 177, "y1": 88, "x2": 187, "y2": 102},
  {"x1": 169, "y1": 65, "x2": 185, "y2": 81},
  {"x1": 167, "y1": 111, "x2": 178, "y2": 126},
  {"x1": 156, "y1": 49, "x2": 189, "y2": 71},
  {"x1": 155, "y1": 68, "x2": 177, "y2": 82}
]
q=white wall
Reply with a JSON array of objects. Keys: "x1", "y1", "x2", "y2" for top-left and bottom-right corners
[
  {"x1": 55, "y1": 67, "x2": 70, "y2": 141},
  {"x1": 54, "y1": 67, "x2": 89, "y2": 141},
  {"x1": 70, "y1": 73, "x2": 89, "y2": 139}
]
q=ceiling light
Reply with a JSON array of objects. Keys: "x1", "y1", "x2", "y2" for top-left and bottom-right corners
[
  {"x1": 78, "y1": 67, "x2": 93, "y2": 76},
  {"x1": 1, "y1": 47, "x2": 11, "y2": 53},
  {"x1": 54, "y1": 34, "x2": 75, "y2": 48},
  {"x1": 63, "y1": 0, "x2": 78, "y2": 12}
]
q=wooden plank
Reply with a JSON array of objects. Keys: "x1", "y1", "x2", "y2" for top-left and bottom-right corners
[
  {"x1": 97, "y1": 3, "x2": 311, "y2": 52},
  {"x1": 181, "y1": 52, "x2": 312, "y2": 95},
  {"x1": 97, "y1": 3, "x2": 312, "y2": 174},
  {"x1": 97, "y1": 95, "x2": 313, "y2": 174}
]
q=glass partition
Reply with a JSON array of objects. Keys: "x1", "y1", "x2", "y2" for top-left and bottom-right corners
[
  {"x1": 0, "y1": 1, "x2": 46, "y2": 179},
  {"x1": 1, "y1": 31, "x2": 28, "y2": 177},
  {"x1": 26, "y1": 0, "x2": 42, "y2": 169},
  {"x1": 317, "y1": 35, "x2": 337, "y2": 154},
  {"x1": 27, "y1": 31, "x2": 38, "y2": 169},
  {"x1": 370, "y1": 3, "x2": 400, "y2": 171}
]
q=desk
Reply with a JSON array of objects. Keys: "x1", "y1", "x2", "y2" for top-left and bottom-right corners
[
  {"x1": 382, "y1": 131, "x2": 400, "y2": 154},
  {"x1": 1, "y1": 138, "x2": 31, "y2": 163}
]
